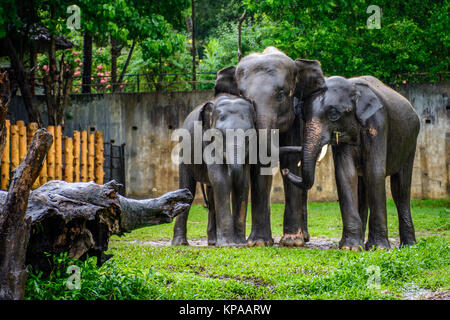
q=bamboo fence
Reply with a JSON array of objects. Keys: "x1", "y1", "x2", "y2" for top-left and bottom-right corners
[{"x1": 0, "y1": 120, "x2": 104, "y2": 190}]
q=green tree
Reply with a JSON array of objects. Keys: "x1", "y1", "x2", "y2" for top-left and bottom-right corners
[{"x1": 242, "y1": 0, "x2": 449, "y2": 83}]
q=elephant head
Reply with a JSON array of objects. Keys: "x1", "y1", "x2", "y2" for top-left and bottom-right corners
[
  {"x1": 198, "y1": 94, "x2": 256, "y2": 179},
  {"x1": 282, "y1": 61, "x2": 383, "y2": 190},
  {"x1": 216, "y1": 47, "x2": 304, "y2": 132}
]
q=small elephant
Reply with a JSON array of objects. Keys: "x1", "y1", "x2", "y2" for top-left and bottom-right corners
[
  {"x1": 172, "y1": 77, "x2": 256, "y2": 246},
  {"x1": 283, "y1": 60, "x2": 420, "y2": 250}
]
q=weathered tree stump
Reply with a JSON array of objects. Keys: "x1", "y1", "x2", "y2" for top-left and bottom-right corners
[{"x1": 0, "y1": 180, "x2": 192, "y2": 275}]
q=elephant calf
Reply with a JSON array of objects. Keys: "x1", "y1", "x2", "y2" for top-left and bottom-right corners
[
  {"x1": 172, "y1": 74, "x2": 256, "y2": 247},
  {"x1": 283, "y1": 59, "x2": 420, "y2": 250}
]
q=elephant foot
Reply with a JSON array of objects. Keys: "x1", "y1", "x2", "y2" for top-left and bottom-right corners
[
  {"x1": 399, "y1": 235, "x2": 416, "y2": 248},
  {"x1": 365, "y1": 237, "x2": 391, "y2": 251},
  {"x1": 339, "y1": 237, "x2": 364, "y2": 251},
  {"x1": 171, "y1": 236, "x2": 189, "y2": 246},
  {"x1": 247, "y1": 234, "x2": 274, "y2": 247},
  {"x1": 208, "y1": 239, "x2": 216, "y2": 246},
  {"x1": 303, "y1": 230, "x2": 310, "y2": 243},
  {"x1": 279, "y1": 231, "x2": 305, "y2": 247},
  {"x1": 215, "y1": 238, "x2": 240, "y2": 247},
  {"x1": 234, "y1": 237, "x2": 248, "y2": 247}
]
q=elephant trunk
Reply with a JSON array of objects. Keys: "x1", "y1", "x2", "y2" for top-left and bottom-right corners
[
  {"x1": 282, "y1": 119, "x2": 324, "y2": 190},
  {"x1": 229, "y1": 163, "x2": 245, "y2": 185}
]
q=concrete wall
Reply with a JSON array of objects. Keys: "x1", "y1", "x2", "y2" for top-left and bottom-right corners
[{"x1": 9, "y1": 82, "x2": 449, "y2": 202}]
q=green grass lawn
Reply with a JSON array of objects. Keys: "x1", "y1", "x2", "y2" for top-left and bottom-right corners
[{"x1": 25, "y1": 199, "x2": 450, "y2": 300}]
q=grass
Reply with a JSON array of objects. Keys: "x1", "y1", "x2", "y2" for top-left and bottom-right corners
[
  {"x1": 112, "y1": 198, "x2": 450, "y2": 241},
  {"x1": 25, "y1": 199, "x2": 450, "y2": 300}
]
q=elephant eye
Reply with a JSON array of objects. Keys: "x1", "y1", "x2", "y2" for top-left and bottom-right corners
[
  {"x1": 276, "y1": 90, "x2": 285, "y2": 101},
  {"x1": 327, "y1": 107, "x2": 342, "y2": 122}
]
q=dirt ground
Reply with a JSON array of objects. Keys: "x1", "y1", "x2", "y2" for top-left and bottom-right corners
[{"x1": 124, "y1": 236, "x2": 402, "y2": 250}]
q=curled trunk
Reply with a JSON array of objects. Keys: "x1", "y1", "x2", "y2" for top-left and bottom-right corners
[{"x1": 282, "y1": 119, "x2": 324, "y2": 190}]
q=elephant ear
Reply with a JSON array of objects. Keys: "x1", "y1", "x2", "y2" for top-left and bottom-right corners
[
  {"x1": 198, "y1": 101, "x2": 214, "y2": 129},
  {"x1": 294, "y1": 59, "x2": 327, "y2": 100},
  {"x1": 351, "y1": 80, "x2": 383, "y2": 126},
  {"x1": 214, "y1": 66, "x2": 239, "y2": 97}
]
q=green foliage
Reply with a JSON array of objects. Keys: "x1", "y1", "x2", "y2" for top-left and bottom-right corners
[
  {"x1": 25, "y1": 252, "x2": 157, "y2": 300},
  {"x1": 238, "y1": 0, "x2": 449, "y2": 83}
]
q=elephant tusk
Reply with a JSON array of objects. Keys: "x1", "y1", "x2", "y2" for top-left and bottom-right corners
[
  {"x1": 317, "y1": 145, "x2": 328, "y2": 163},
  {"x1": 297, "y1": 161, "x2": 301, "y2": 167}
]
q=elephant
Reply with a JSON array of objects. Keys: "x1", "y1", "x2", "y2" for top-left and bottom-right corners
[
  {"x1": 171, "y1": 71, "x2": 257, "y2": 246},
  {"x1": 217, "y1": 46, "x2": 311, "y2": 247},
  {"x1": 282, "y1": 59, "x2": 420, "y2": 250}
]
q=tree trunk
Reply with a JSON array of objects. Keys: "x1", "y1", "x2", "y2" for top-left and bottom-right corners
[
  {"x1": 191, "y1": 0, "x2": 196, "y2": 91},
  {"x1": 110, "y1": 36, "x2": 121, "y2": 92},
  {"x1": 0, "y1": 128, "x2": 53, "y2": 300},
  {"x1": 5, "y1": 36, "x2": 43, "y2": 126},
  {"x1": 0, "y1": 71, "x2": 11, "y2": 157},
  {"x1": 81, "y1": 32, "x2": 93, "y2": 94},
  {"x1": 237, "y1": 10, "x2": 247, "y2": 61},
  {"x1": 117, "y1": 39, "x2": 136, "y2": 91},
  {"x1": 0, "y1": 180, "x2": 192, "y2": 276},
  {"x1": 43, "y1": 43, "x2": 73, "y2": 128}
]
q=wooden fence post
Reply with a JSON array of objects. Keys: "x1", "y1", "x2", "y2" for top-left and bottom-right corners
[
  {"x1": 73, "y1": 131, "x2": 80, "y2": 182},
  {"x1": 17, "y1": 120, "x2": 27, "y2": 163},
  {"x1": 28, "y1": 122, "x2": 40, "y2": 189},
  {"x1": 46, "y1": 126, "x2": 55, "y2": 181},
  {"x1": 39, "y1": 155, "x2": 48, "y2": 186},
  {"x1": 1, "y1": 120, "x2": 10, "y2": 190},
  {"x1": 55, "y1": 126, "x2": 63, "y2": 180},
  {"x1": 81, "y1": 131, "x2": 88, "y2": 182},
  {"x1": 88, "y1": 132, "x2": 95, "y2": 181},
  {"x1": 10, "y1": 124, "x2": 19, "y2": 170},
  {"x1": 27, "y1": 122, "x2": 39, "y2": 145},
  {"x1": 64, "y1": 137, "x2": 74, "y2": 182},
  {"x1": 94, "y1": 131, "x2": 104, "y2": 184}
]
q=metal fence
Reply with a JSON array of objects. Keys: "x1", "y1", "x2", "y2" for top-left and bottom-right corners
[
  {"x1": 103, "y1": 141, "x2": 126, "y2": 195},
  {"x1": 33, "y1": 70, "x2": 450, "y2": 94},
  {"x1": 32, "y1": 71, "x2": 218, "y2": 94}
]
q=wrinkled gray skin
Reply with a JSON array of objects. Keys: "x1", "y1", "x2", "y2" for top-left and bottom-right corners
[
  {"x1": 172, "y1": 90, "x2": 256, "y2": 246},
  {"x1": 225, "y1": 47, "x2": 310, "y2": 247},
  {"x1": 283, "y1": 60, "x2": 420, "y2": 250}
]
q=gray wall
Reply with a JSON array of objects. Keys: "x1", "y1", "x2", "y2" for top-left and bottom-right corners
[{"x1": 8, "y1": 82, "x2": 450, "y2": 201}]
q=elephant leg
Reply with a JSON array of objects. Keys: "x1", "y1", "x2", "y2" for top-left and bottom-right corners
[
  {"x1": 248, "y1": 163, "x2": 274, "y2": 247},
  {"x1": 333, "y1": 146, "x2": 364, "y2": 251},
  {"x1": 206, "y1": 185, "x2": 217, "y2": 246},
  {"x1": 209, "y1": 165, "x2": 236, "y2": 247},
  {"x1": 172, "y1": 165, "x2": 196, "y2": 246},
  {"x1": 279, "y1": 159, "x2": 307, "y2": 247},
  {"x1": 390, "y1": 150, "x2": 416, "y2": 247},
  {"x1": 364, "y1": 165, "x2": 390, "y2": 249},
  {"x1": 231, "y1": 166, "x2": 249, "y2": 245},
  {"x1": 358, "y1": 176, "x2": 369, "y2": 238},
  {"x1": 279, "y1": 116, "x2": 308, "y2": 247}
]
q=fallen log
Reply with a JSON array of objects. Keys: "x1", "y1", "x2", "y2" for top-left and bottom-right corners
[
  {"x1": 0, "y1": 128, "x2": 53, "y2": 300},
  {"x1": 0, "y1": 180, "x2": 192, "y2": 274}
]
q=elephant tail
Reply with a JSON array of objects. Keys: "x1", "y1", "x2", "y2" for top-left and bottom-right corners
[{"x1": 200, "y1": 183, "x2": 209, "y2": 209}]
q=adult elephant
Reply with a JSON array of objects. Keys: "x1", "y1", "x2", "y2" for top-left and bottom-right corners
[
  {"x1": 282, "y1": 59, "x2": 420, "y2": 250},
  {"x1": 218, "y1": 47, "x2": 311, "y2": 247}
]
